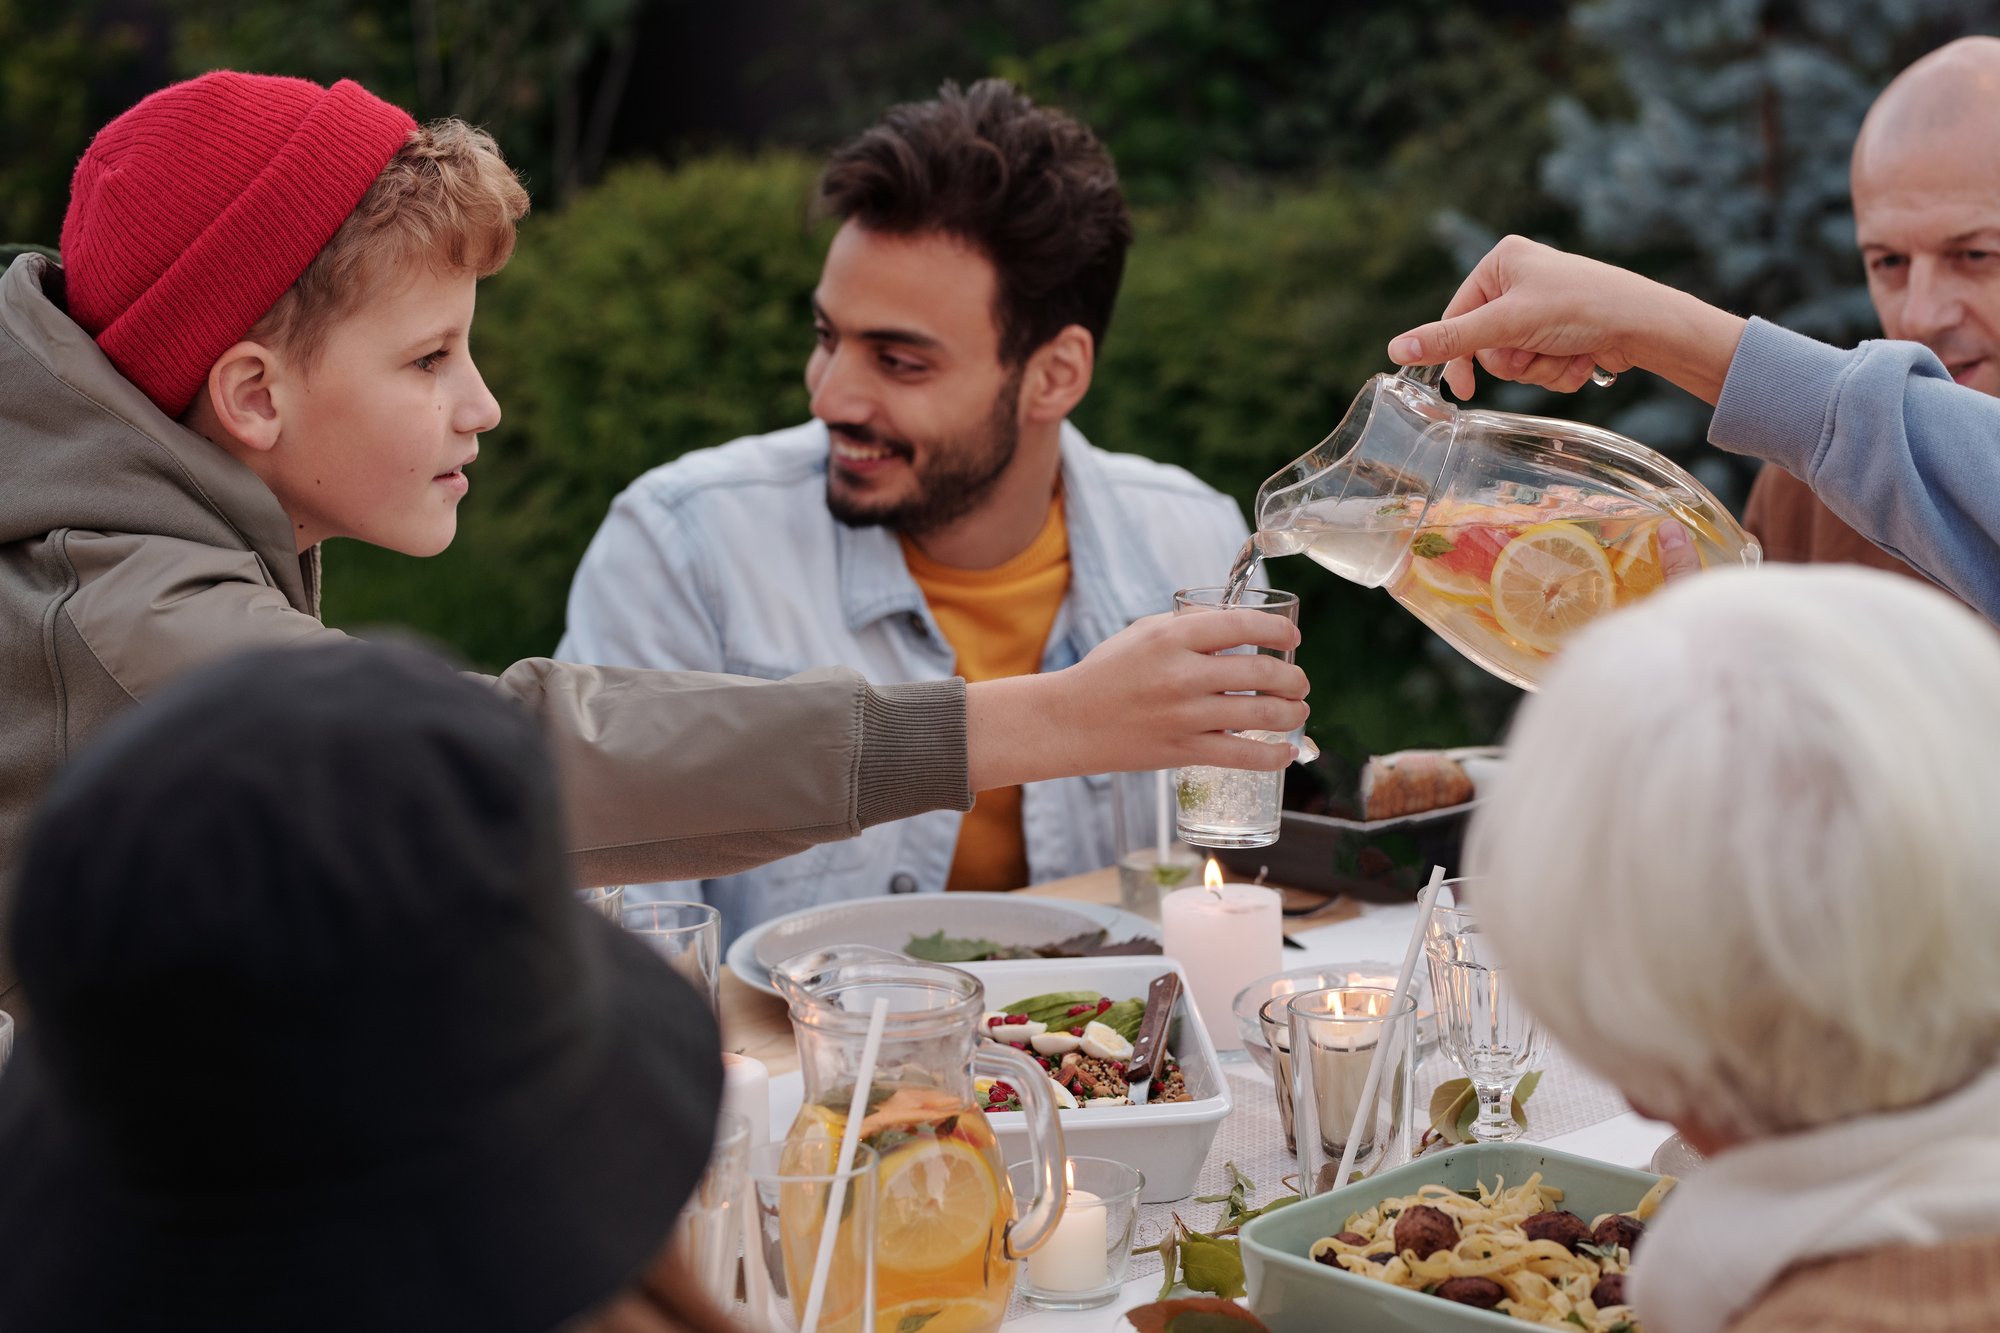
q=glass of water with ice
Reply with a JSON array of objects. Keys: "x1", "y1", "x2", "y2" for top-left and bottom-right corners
[{"x1": 1171, "y1": 586, "x2": 1300, "y2": 848}]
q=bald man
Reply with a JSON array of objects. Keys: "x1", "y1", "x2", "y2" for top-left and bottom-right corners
[{"x1": 1742, "y1": 38, "x2": 2000, "y2": 588}]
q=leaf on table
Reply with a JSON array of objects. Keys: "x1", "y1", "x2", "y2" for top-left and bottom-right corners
[
  {"x1": 1124, "y1": 1297, "x2": 1269, "y2": 1333},
  {"x1": 1429, "y1": 1078, "x2": 1473, "y2": 1136},
  {"x1": 1510, "y1": 1069, "x2": 1543, "y2": 1129},
  {"x1": 1179, "y1": 1228, "x2": 1247, "y2": 1299}
]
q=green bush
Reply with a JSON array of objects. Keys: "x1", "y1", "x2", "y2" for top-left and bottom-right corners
[{"x1": 322, "y1": 153, "x2": 1520, "y2": 751}]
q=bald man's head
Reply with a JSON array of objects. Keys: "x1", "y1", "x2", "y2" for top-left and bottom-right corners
[{"x1": 1853, "y1": 37, "x2": 2000, "y2": 395}]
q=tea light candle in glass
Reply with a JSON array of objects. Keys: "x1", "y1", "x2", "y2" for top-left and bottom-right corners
[{"x1": 1288, "y1": 985, "x2": 1417, "y2": 1193}]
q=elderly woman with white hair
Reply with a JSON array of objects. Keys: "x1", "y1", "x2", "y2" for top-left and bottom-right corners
[{"x1": 1468, "y1": 565, "x2": 2000, "y2": 1333}]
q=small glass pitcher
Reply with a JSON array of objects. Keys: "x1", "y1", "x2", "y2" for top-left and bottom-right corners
[
  {"x1": 1245, "y1": 364, "x2": 1761, "y2": 689},
  {"x1": 773, "y1": 946, "x2": 1066, "y2": 1333}
]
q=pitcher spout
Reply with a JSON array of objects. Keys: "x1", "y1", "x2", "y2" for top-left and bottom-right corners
[{"x1": 1251, "y1": 368, "x2": 1459, "y2": 588}]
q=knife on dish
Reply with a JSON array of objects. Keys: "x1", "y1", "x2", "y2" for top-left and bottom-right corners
[{"x1": 1124, "y1": 970, "x2": 1182, "y2": 1106}]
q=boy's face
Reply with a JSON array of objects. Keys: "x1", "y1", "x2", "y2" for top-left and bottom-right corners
[
  {"x1": 264, "y1": 263, "x2": 500, "y2": 556},
  {"x1": 805, "y1": 223, "x2": 1026, "y2": 535}
]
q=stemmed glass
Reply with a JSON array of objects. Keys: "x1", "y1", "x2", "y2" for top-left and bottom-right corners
[{"x1": 1424, "y1": 893, "x2": 1544, "y2": 1142}]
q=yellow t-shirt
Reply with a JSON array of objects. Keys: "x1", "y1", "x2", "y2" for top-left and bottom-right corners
[{"x1": 901, "y1": 496, "x2": 1071, "y2": 893}]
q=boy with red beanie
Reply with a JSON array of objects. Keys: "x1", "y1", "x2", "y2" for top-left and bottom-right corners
[{"x1": 0, "y1": 72, "x2": 1309, "y2": 1013}]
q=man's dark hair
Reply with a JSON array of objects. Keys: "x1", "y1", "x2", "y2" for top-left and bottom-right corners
[{"x1": 819, "y1": 79, "x2": 1133, "y2": 366}]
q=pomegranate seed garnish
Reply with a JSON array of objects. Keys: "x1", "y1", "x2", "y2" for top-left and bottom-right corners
[
  {"x1": 1096, "y1": 998, "x2": 1113, "y2": 1012},
  {"x1": 1069, "y1": 1027, "x2": 1084, "y2": 1036}
]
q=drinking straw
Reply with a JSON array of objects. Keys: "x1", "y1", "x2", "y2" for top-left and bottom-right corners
[
  {"x1": 799, "y1": 995, "x2": 889, "y2": 1333},
  {"x1": 1154, "y1": 769, "x2": 1172, "y2": 864},
  {"x1": 1332, "y1": 865, "x2": 1445, "y2": 1188}
]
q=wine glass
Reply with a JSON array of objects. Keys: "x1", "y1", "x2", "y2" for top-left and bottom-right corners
[{"x1": 1424, "y1": 895, "x2": 1545, "y2": 1142}]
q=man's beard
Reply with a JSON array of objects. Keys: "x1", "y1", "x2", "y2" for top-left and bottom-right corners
[{"x1": 825, "y1": 373, "x2": 1023, "y2": 536}]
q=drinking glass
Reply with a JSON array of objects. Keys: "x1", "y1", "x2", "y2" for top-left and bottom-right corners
[
  {"x1": 1110, "y1": 768, "x2": 1203, "y2": 920},
  {"x1": 1288, "y1": 985, "x2": 1416, "y2": 1194},
  {"x1": 1171, "y1": 587, "x2": 1300, "y2": 848},
  {"x1": 745, "y1": 1141, "x2": 878, "y2": 1333},
  {"x1": 623, "y1": 900, "x2": 721, "y2": 1013},
  {"x1": 576, "y1": 884, "x2": 624, "y2": 921},
  {"x1": 1425, "y1": 896, "x2": 1546, "y2": 1143},
  {"x1": 673, "y1": 1109, "x2": 750, "y2": 1307}
]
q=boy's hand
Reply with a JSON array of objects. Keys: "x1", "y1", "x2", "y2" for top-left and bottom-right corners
[
  {"x1": 1384, "y1": 235, "x2": 1747, "y2": 406},
  {"x1": 966, "y1": 610, "x2": 1309, "y2": 791}
]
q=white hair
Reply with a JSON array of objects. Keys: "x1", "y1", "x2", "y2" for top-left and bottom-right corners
[{"x1": 1468, "y1": 566, "x2": 2000, "y2": 1142}]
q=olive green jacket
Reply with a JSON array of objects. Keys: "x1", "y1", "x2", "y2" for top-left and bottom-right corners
[{"x1": 0, "y1": 255, "x2": 971, "y2": 1012}]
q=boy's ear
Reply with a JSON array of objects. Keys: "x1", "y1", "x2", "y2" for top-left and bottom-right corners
[
  {"x1": 1018, "y1": 324, "x2": 1095, "y2": 425},
  {"x1": 201, "y1": 341, "x2": 284, "y2": 451}
]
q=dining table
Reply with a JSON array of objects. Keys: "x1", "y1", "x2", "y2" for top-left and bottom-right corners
[{"x1": 719, "y1": 867, "x2": 1678, "y2": 1331}]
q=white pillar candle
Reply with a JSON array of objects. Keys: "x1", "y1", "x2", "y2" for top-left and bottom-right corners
[
  {"x1": 1307, "y1": 1024, "x2": 1378, "y2": 1157},
  {"x1": 1160, "y1": 871, "x2": 1283, "y2": 1052},
  {"x1": 1026, "y1": 1183, "x2": 1107, "y2": 1292},
  {"x1": 721, "y1": 1052, "x2": 770, "y2": 1147}
]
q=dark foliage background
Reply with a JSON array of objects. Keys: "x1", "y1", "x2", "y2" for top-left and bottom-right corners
[{"x1": 12, "y1": 0, "x2": 1995, "y2": 752}]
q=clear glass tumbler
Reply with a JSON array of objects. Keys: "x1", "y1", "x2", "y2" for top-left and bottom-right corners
[
  {"x1": 623, "y1": 900, "x2": 722, "y2": 1013},
  {"x1": 1170, "y1": 586, "x2": 1300, "y2": 848},
  {"x1": 1425, "y1": 896, "x2": 1546, "y2": 1143},
  {"x1": 672, "y1": 1109, "x2": 750, "y2": 1308},
  {"x1": 745, "y1": 1140, "x2": 879, "y2": 1333},
  {"x1": 576, "y1": 884, "x2": 625, "y2": 921},
  {"x1": 1110, "y1": 768, "x2": 1203, "y2": 921}
]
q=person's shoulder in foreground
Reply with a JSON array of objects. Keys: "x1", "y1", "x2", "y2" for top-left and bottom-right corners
[
  {"x1": 1471, "y1": 565, "x2": 2000, "y2": 1333},
  {"x1": 0, "y1": 638, "x2": 732, "y2": 1333}
]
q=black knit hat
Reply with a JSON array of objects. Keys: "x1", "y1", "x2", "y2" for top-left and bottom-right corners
[{"x1": 0, "y1": 640, "x2": 722, "y2": 1332}]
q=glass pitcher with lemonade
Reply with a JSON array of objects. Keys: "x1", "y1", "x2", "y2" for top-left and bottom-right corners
[
  {"x1": 772, "y1": 947, "x2": 1067, "y2": 1333},
  {"x1": 1237, "y1": 363, "x2": 1761, "y2": 689}
]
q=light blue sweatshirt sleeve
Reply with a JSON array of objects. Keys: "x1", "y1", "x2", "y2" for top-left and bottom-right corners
[{"x1": 1709, "y1": 317, "x2": 2000, "y2": 621}]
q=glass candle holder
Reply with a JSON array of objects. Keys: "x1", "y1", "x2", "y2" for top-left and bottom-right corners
[
  {"x1": 1008, "y1": 1157, "x2": 1144, "y2": 1310},
  {"x1": 1288, "y1": 985, "x2": 1417, "y2": 1194}
]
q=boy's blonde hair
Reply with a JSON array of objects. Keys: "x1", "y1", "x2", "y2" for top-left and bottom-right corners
[{"x1": 249, "y1": 119, "x2": 529, "y2": 367}]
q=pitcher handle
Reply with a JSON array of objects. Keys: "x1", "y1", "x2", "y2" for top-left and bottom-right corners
[
  {"x1": 975, "y1": 1043, "x2": 1068, "y2": 1260},
  {"x1": 1396, "y1": 361, "x2": 1445, "y2": 390}
]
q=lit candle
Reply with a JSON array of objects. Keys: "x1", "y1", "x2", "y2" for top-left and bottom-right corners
[
  {"x1": 1027, "y1": 1161, "x2": 1108, "y2": 1292},
  {"x1": 1160, "y1": 859, "x2": 1283, "y2": 1051},
  {"x1": 1304, "y1": 993, "x2": 1379, "y2": 1158}
]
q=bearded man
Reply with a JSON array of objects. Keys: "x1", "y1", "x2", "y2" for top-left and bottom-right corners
[{"x1": 559, "y1": 80, "x2": 1248, "y2": 941}]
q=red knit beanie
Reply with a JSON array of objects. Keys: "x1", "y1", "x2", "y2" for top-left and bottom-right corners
[{"x1": 61, "y1": 72, "x2": 418, "y2": 418}]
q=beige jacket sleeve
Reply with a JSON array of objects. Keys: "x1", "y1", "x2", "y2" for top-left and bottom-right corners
[{"x1": 55, "y1": 530, "x2": 972, "y2": 888}]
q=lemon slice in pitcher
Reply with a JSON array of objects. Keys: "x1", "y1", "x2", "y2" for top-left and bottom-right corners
[
  {"x1": 876, "y1": 1136, "x2": 1000, "y2": 1271},
  {"x1": 1488, "y1": 521, "x2": 1617, "y2": 653}
]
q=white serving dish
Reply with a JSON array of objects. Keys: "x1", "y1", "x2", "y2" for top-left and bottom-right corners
[{"x1": 958, "y1": 955, "x2": 1231, "y2": 1204}]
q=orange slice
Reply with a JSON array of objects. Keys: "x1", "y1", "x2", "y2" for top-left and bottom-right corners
[
  {"x1": 1488, "y1": 521, "x2": 1617, "y2": 653},
  {"x1": 875, "y1": 1136, "x2": 1001, "y2": 1271},
  {"x1": 1609, "y1": 519, "x2": 1665, "y2": 604}
]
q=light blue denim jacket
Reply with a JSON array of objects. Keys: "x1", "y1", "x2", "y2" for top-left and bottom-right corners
[
  {"x1": 557, "y1": 420, "x2": 1251, "y2": 944},
  {"x1": 1711, "y1": 318, "x2": 2000, "y2": 621}
]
